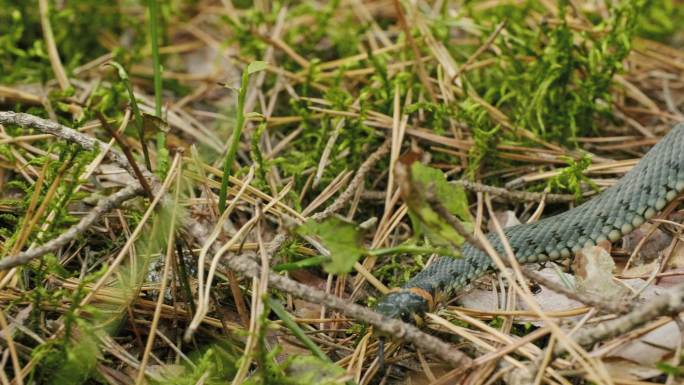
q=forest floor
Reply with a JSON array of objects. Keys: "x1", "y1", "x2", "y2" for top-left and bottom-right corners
[{"x1": 1, "y1": 1, "x2": 684, "y2": 384}]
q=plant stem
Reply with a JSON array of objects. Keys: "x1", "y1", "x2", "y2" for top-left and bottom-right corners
[
  {"x1": 273, "y1": 255, "x2": 327, "y2": 272},
  {"x1": 109, "y1": 62, "x2": 152, "y2": 171},
  {"x1": 148, "y1": 0, "x2": 162, "y2": 118},
  {"x1": 218, "y1": 70, "x2": 249, "y2": 213},
  {"x1": 147, "y1": 0, "x2": 168, "y2": 176},
  {"x1": 368, "y1": 244, "x2": 442, "y2": 257}
]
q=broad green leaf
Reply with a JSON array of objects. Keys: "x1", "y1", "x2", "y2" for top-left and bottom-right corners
[
  {"x1": 247, "y1": 61, "x2": 268, "y2": 75},
  {"x1": 399, "y1": 162, "x2": 472, "y2": 251},
  {"x1": 297, "y1": 217, "x2": 365, "y2": 274},
  {"x1": 411, "y1": 162, "x2": 472, "y2": 223}
]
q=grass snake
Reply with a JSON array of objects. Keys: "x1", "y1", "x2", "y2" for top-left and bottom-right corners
[{"x1": 376, "y1": 123, "x2": 684, "y2": 322}]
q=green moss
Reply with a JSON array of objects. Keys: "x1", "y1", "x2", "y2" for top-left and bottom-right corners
[{"x1": 462, "y1": 0, "x2": 645, "y2": 142}]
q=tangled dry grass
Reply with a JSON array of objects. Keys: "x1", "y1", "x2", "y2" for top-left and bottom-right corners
[{"x1": 1, "y1": 1, "x2": 684, "y2": 384}]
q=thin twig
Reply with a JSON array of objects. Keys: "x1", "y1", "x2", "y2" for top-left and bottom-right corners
[
  {"x1": 454, "y1": 180, "x2": 575, "y2": 203},
  {"x1": 363, "y1": 181, "x2": 575, "y2": 203},
  {"x1": 97, "y1": 111, "x2": 154, "y2": 198},
  {"x1": 221, "y1": 249, "x2": 472, "y2": 367},
  {"x1": 521, "y1": 268, "x2": 631, "y2": 315},
  {"x1": 0, "y1": 184, "x2": 142, "y2": 270},
  {"x1": 561, "y1": 281, "x2": 684, "y2": 350},
  {"x1": 426, "y1": 191, "x2": 485, "y2": 250},
  {"x1": 0, "y1": 112, "x2": 149, "y2": 182}
]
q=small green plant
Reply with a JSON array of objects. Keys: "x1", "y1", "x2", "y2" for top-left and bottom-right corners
[
  {"x1": 145, "y1": 0, "x2": 169, "y2": 177},
  {"x1": 218, "y1": 60, "x2": 267, "y2": 213},
  {"x1": 108, "y1": 61, "x2": 152, "y2": 170},
  {"x1": 547, "y1": 154, "x2": 597, "y2": 200},
  {"x1": 656, "y1": 359, "x2": 683, "y2": 377},
  {"x1": 149, "y1": 345, "x2": 238, "y2": 385},
  {"x1": 296, "y1": 217, "x2": 366, "y2": 274}
]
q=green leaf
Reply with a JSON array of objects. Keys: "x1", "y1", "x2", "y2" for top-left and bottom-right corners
[
  {"x1": 247, "y1": 61, "x2": 268, "y2": 75},
  {"x1": 143, "y1": 113, "x2": 170, "y2": 134},
  {"x1": 106, "y1": 61, "x2": 128, "y2": 80},
  {"x1": 244, "y1": 111, "x2": 265, "y2": 121},
  {"x1": 282, "y1": 356, "x2": 347, "y2": 385},
  {"x1": 399, "y1": 162, "x2": 472, "y2": 251},
  {"x1": 411, "y1": 163, "x2": 472, "y2": 223},
  {"x1": 297, "y1": 217, "x2": 365, "y2": 274}
]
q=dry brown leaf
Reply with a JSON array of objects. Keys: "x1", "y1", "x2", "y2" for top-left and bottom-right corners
[
  {"x1": 665, "y1": 240, "x2": 684, "y2": 269},
  {"x1": 622, "y1": 223, "x2": 673, "y2": 264},
  {"x1": 459, "y1": 267, "x2": 585, "y2": 326},
  {"x1": 293, "y1": 298, "x2": 323, "y2": 319},
  {"x1": 606, "y1": 320, "x2": 680, "y2": 365},
  {"x1": 573, "y1": 245, "x2": 630, "y2": 300},
  {"x1": 603, "y1": 359, "x2": 663, "y2": 380}
]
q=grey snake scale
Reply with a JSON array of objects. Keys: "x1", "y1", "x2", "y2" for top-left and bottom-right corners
[{"x1": 376, "y1": 123, "x2": 684, "y2": 321}]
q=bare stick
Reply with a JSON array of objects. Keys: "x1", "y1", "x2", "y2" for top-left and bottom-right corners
[
  {"x1": 0, "y1": 184, "x2": 142, "y2": 270},
  {"x1": 426, "y1": 191, "x2": 484, "y2": 250},
  {"x1": 454, "y1": 180, "x2": 574, "y2": 203},
  {"x1": 0, "y1": 111, "x2": 153, "y2": 184},
  {"x1": 563, "y1": 281, "x2": 684, "y2": 350},
  {"x1": 228, "y1": 249, "x2": 471, "y2": 366},
  {"x1": 364, "y1": 181, "x2": 575, "y2": 203}
]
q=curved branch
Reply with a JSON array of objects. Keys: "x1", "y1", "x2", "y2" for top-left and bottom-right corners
[{"x1": 0, "y1": 184, "x2": 143, "y2": 270}]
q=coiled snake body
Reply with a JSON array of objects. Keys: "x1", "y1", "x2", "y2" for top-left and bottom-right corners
[{"x1": 376, "y1": 123, "x2": 684, "y2": 322}]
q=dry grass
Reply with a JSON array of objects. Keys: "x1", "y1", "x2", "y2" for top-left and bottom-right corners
[{"x1": 1, "y1": 1, "x2": 684, "y2": 384}]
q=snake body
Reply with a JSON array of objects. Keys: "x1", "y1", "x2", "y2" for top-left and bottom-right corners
[{"x1": 376, "y1": 123, "x2": 684, "y2": 321}]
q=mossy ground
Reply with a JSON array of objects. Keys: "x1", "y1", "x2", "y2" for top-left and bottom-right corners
[{"x1": 1, "y1": 0, "x2": 683, "y2": 384}]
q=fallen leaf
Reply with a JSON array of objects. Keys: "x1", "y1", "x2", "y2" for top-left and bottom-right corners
[
  {"x1": 622, "y1": 223, "x2": 673, "y2": 264},
  {"x1": 603, "y1": 360, "x2": 663, "y2": 380},
  {"x1": 573, "y1": 245, "x2": 630, "y2": 300},
  {"x1": 606, "y1": 320, "x2": 680, "y2": 365},
  {"x1": 488, "y1": 210, "x2": 520, "y2": 232}
]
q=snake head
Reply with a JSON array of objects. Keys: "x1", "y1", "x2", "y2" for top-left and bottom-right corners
[{"x1": 375, "y1": 290, "x2": 429, "y2": 325}]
